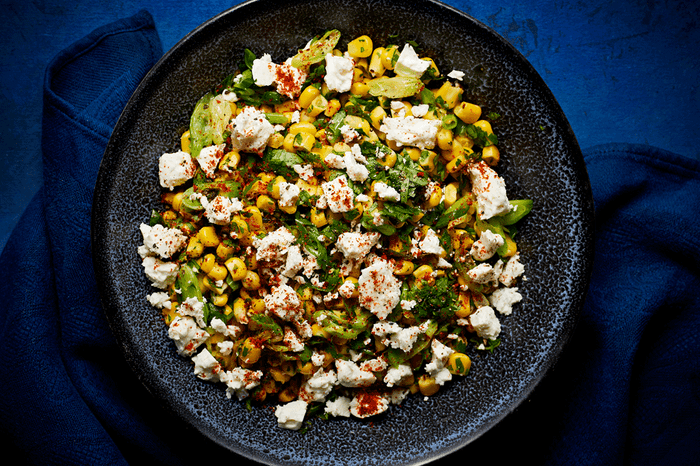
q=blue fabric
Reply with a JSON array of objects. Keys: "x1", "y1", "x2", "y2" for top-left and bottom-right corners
[{"x1": 1, "y1": 11, "x2": 698, "y2": 466}]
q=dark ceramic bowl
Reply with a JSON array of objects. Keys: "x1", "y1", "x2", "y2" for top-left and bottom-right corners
[{"x1": 92, "y1": 0, "x2": 594, "y2": 464}]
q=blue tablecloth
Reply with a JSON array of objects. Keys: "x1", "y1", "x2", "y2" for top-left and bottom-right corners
[{"x1": 1, "y1": 7, "x2": 699, "y2": 466}]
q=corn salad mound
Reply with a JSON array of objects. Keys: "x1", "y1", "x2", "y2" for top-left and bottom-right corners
[{"x1": 138, "y1": 29, "x2": 531, "y2": 432}]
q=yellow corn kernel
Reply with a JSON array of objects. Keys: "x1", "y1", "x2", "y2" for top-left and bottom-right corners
[
  {"x1": 443, "y1": 182, "x2": 459, "y2": 208},
  {"x1": 250, "y1": 298, "x2": 265, "y2": 314},
  {"x1": 314, "y1": 145, "x2": 333, "y2": 161},
  {"x1": 381, "y1": 45, "x2": 399, "y2": 70},
  {"x1": 347, "y1": 35, "x2": 373, "y2": 58},
  {"x1": 292, "y1": 132, "x2": 316, "y2": 152},
  {"x1": 473, "y1": 119, "x2": 493, "y2": 135},
  {"x1": 216, "y1": 242, "x2": 235, "y2": 261},
  {"x1": 267, "y1": 132, "x2": 285, "y2": 149},
  {"x1": 419, "y1": 150, "x2": 438, "y2": 172},
  {"x1": 456, "y1": 293, "x2": 471, "y2": 318},
  {"x1": 306, "y1": 94, "x2": 328, "y2": 117},
  {"x1": 275, "y1": 100, "x2": 299, "y2": 114},
  {"x1": 297, "y1": 360, "x2": 315, "y2": 375},
  {"x1": 352, "y1": 66, "x2": 366, "y2": 83},
  {"x1": 270, "y1": 367, "x2": 292, "y2": 384},
  {"x1": 208, "y1": 263, "x2": 228, "y2": 282},
  {"x1": 239, "y1": 337, "x2": 262, "y2": 365},
  {"x1": 288, "y1": 122, "x2": 317, "y2": 136},
  {"x1": 230, "y1": 215, "x2": 250, "y2": 238},
  {"x1": 256, "y1": 194, "x2": 276, "y2": 213},
  {"x1": 232, "y1": 297, "x2": 249, "y2": 324},
  {"x1": 437, "y1": 128, "x2": 453, "y2": 150},
  {"x1": 210, "y1": 293, "x2": 229, "y2": 307},
  {"x1": 197, "y1": 226, "x2": 220, "y2": 248},
  {"x1": 444, "y1": 138, "x2": 468, "y2": 162},
  {"x1": 180, "y1": 130, "x2": 191, "y2": 153},
  {"x1": 344, "y1": 114, "x2": 371, "y2": 136},
  {"x1": 219, "y1": 150, "x2": 241, "y2": 171},
  {"x1": 279, "y1": 203, "x2": 297, "y2": 215},
  {"x1": 298, "y1": 86, "x2": 321, "y2": 109},
  {"x1": 333, "y1": 141, "x2": 352, "y2": 154},
  {"x1": 454, "y1": 102, "x2": 481, "y2": 125},
  {"x1": 324, "y1": 98, "x2": 341, "y2": 117},
  {"x1": 186, "y1": 236, "x2": 204, "y2": 259},
  {"x1": 199, "y1": 253, "x2": 216, "y2": 275},
  {"x1": 242, "y1": 270, "x2": 261, "y2": 290},
  {"x1": 386, "y1": 138, "x2": 402, "y2": 152},
  {"x1": 413, "y1": 264, "x2": 434, "y2": 281},
  {"x1": 277, "y1": 386, "x2": 298, "y2": 403},
  {"x1": 268, "y1": 175, "x2": 286, "y2": 200},
  {"x1": 446, "y1": 352, "x2": 471, "y2": 376},
  {"x1": 368, "y1": 47, "x2": 385, "y2": 77},
  {"x1": 446, "y1": 153, "x2": 469, "y2": 174},
  {"x1": 243, "y1": 206, "x2": 264, "y2": 232},
  {"x1": 369, "y1": 106, "x2": 387, "y2": 130},
  {"x1": 350, "y1": 81, "x2": 370, "y2": 97},
  {"x1": 404, "y1": 147, "x2": 421, "y2": 162},
  {"x1": 310, "y1": 207, "x2": 328, "y2": 228},
  {"x1": 312, "y1": 323, "x2": 331, "y2": 340},
  {"x1": 435, "y1": 81, "x2": 462, "y2": 109},
  {"x1": 378, "y1": 150, "x2": 397, "y2": 168},
  {"x1": 394, "y1": 260, "x2": 415, "y2": 276},
  {"x1": 482, "y1": 145, "x2": 500, "y2": 166},
  {"x1": 418, "y1": 374, "x2": 440, "y2": 396},
  {"x1": 282, "y1": 132, "x2": 298, "y2": 153},
  {"x1": 225, "y1": 257, "x2": 247, "y2": 281},
  {"x1": 161, "y1": 210, "x2": 177, "y2": 222}
]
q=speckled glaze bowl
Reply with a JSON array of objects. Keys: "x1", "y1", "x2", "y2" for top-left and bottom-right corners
[{"x1": 92, "y1": 0, "x2": 594, "y2": 464}]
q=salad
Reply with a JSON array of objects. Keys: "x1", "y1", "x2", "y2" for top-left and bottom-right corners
[{"x1": 138, "y1": 29, "x2": 531, "y2": 431}]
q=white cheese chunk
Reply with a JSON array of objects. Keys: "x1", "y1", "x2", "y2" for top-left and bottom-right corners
[
  {"x1": 196, "y1": 144, "x2": 226, "y2": 178},
  {"x1": 252, "y1": 53, "x2": 276, "y2": 86},
  {"x1": 469, "y1": 306, "x2": 501, "y2": 339},
  {"x1": 489, "y1": 287, "x2": 523, "y2": 315},
  {"x1": 192, "y1": 348, "x2": 222, "y2": 381},
  {"x1": 358, "y1": 258, "x2": 402, "y2": 320},
  {"x1": 373, "y1": 181, "x2": 401, "y2": 201},
  {"x1": 147, "y1": 291, "x2": 171, "y2": 310},
  {"x1": 336, "y1": 231, "x2": 381, "y2": 261},
  {"x1": 470, "y1": 229, "x2": 505, "y2": 261},
  {"x1": 139, "y1": 223, "x2": 187, "y2": 260},
  {"x1": 394, "y1": 43, "x2": 431, "y2": 78},
  {"x1": 499, "y1": 253, "x2": 525, "y2": 287},
  {"x1": 229, "y1": 107, "x2": 274, "y2": 154},
  {"x1": 167, "y1": 316, "x2": 208, "y2": 356},
  {"x1": 335, "y1": 359, "x2": 376, "y2": 387},
  {"x1": 380, "y1": 116, "x2": 441, "y2": 150},
  {"x1": 349, "y1": 392, "x2": 389, "y2": 418},
  {"x1": 467, "y1": 161, "x2": 511, "y2": 220},
  {"x1": 299, "y1": 368, "x2": 338, "y2": 403},
  {"x1": 324, "y1": 53, "x2": 354, "y2": 93},
  {"x1": 221, "y1": 367, "x2": 263, "y2": 400},
  {"x1": 324, "y1": 396, "x2": 352, "y2": 417},
  {"x1": 141, "y1": 255, "x2": 179, "y2": 289},
  {"x1": 158, "y1": 150, "x2": 196, "y2": 190},
  {"x1": 321, "y1": 175, "x2": 355, "y2": 213}
]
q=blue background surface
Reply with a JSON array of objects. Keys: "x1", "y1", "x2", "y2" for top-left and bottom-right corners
[{"x1": 1, "y1": 0, "x2": 699, "y2": 252}]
